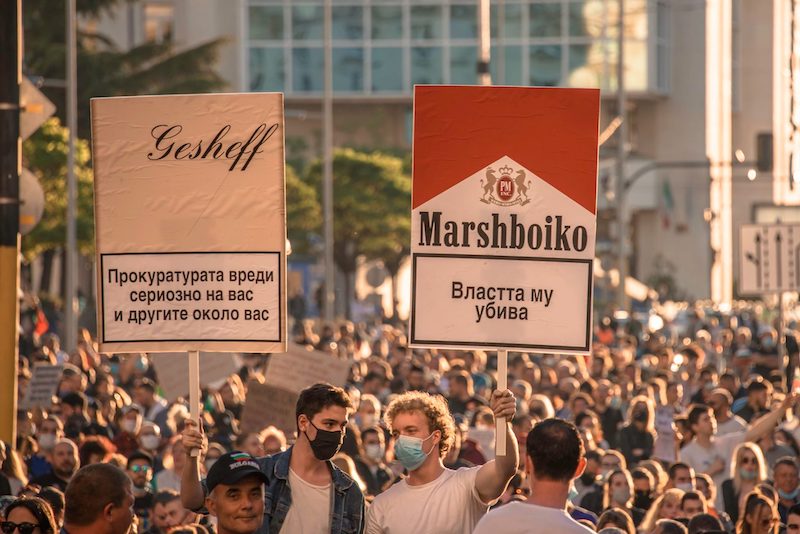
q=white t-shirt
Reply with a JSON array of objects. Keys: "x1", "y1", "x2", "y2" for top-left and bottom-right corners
[
  {"x1": 716, "y1": 415, "x2": 747, "y2": 436},
  {"x1": 281, "y1": 468, "x2": 331, "y2": 534},
  {"x1": 366, "y1": 466, "x2": 488, "y2": 534},
  {"x1": 473, "y1": 502, "x2": 594, "y2": 534},
  {"x1": 680, "y1": 432, "x2": 743, "y2": 508}
]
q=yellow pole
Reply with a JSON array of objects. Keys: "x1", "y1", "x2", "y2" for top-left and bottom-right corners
[{"x1": 0, "y1": 240, "x2": 20, "y2": 445}]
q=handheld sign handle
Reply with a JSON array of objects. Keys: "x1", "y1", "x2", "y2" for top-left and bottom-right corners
[
  {"x1": 495, "y1": 349, "x2": 508, "y2": 456},
  {"x1": 189, "y1": 350, "x2": 201, "y2": 458}
]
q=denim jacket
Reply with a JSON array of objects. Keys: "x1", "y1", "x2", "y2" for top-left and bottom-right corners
[{"x1": 255, "y1": 447, "x2": 365, "y2": 534}]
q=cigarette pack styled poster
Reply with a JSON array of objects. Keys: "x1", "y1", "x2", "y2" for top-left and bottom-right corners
[{"x1": 410, "y1": 86, "x2": 600, "y2": 353}]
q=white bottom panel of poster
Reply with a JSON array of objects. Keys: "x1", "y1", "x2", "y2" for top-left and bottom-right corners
[{"x1": 410, "y1": 254, "x2": 591, "y2": 353}]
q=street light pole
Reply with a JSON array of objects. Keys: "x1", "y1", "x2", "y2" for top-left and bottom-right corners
[
  {"x1": 322, "y1": 0, "x2": 335, "y2": 322},
  {"x1": 65, "y1": 0, "x2": 79, "y2": 351},
  {"x1": 616, "y1": 0, "x2": 628, "y2": 311}
]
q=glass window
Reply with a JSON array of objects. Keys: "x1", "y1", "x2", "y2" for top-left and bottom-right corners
[
  {"x1": 333, "y1": 6, "x2": 363, "y2": 40},
  {"x1": 249, "y1": 47, "x2": 285, "y2": 92},
  {"x1": 450, "y1": 5, "x2": 477, "y2": 39},
  {"x1": 372, "y1": 47, "x2": 404, "y2": 91},
  {"x1": 567, "y1": 44, "x2": 602, "y2": 88},
  {"x1": 249, "y1": 5, "x2": 283, "y2": 40},
  {"x1": 292, "y1": 47, "x2": 324, "y2": 92},
  {"x1": 491, "y1": 3, "x2": 524, "y2": 39},
  {"x1": 529, "y1": 2, "x2": 562, "y2": 38},
  {"x1": 292, "y1": 5, "x2": 323, "y2": 40},
  {"x1": 411, "y1": 5, "x2": 443, "y2": 40},
  {"x1": 372, "y1": 5, "x2": 403, "y2": 40},
  {"x1": 411, "y1": 46, "x2": 443, "y2": 84},
  {"x1": 450, "y1": 46, "x2": 477, "y2": 84},
  {"x1": 568, "y1": 2, "x2": 592, "y2": 38},
  {"x1": 144, "y1": 3, "x2": 174, "y2": 43},
  {"x1": 490, "y1": 45, "x2": 523, "y2": 85},
  {"x1": 333, "y1": 47, "x2": 364, "y2": 92},
  {"x1": 529, "y1": 45, "x2": 562, "y2": 86}
]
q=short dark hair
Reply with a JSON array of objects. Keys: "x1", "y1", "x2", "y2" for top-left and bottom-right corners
[
  {"x1": 526, "y1": 418, "x2": 583, "y2": 482},
  {"x1": 151, "y1": 489, "x2": 180, "y2": 509},
  {"x1": 295, "y1": 383, "x2": 352, "y2": 423},
  {"x1": 686, "y1": 405, "x2": 711, "y2": 430},
  {"x1": 37, "y1": 486, "x2": 65, "y2": 521},
  {"x1": 687, "y1": 513, "x2": 723, "y2": 534},
  {"x1": 681, "y1": 491, "x2": 704, "y2": 508},
  {"x1": 126, "y1": 450, "x2": 154, "y2": 469},
  {"x1": 747, "y1": 377, "x2": 771, "y2": 394},
  {"x1": 656, "y1": 519, "x2": 688, "y2": 534},
  {"x1": 64, "y1": 464, "x2": 131, "y2": 526},
  {"x1": 668, "y1": 462, "x2": 694, "y2": 480},
  {"x1": 788, "y1": 503, "x2": 800, "y2": 518},
  {"x1": 5, "y1": 497, "x2": 57, "y2": 534},
  {"x1": 135, "y1": 378, "x2": 157, "y2": 394},
  {"x1": 61, "y1": 392, "x2": 87, "y2": 411}
]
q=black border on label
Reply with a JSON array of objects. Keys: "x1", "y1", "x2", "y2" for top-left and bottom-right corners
[
  {"x1": 100, "y1": 251, "x2": 283, "y2": 343},
  {"x1": 410, "y1": 253, "x2": 593, "y2": 351}
]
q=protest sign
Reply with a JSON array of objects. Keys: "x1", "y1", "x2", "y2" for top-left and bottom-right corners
[
  {"x1": 410, "y1": 86, "x2": 600, "y2": 354},
  {"x1": 239, "y1": 381, "x2": 298, "y2": 436},
  {"x1": 263, "y1": 343, "x2": 351, "y2": 393},
  {"x1": 20, "y1": 365, "x2": 63, "y2": 410},
  {"x1": 150, "y1": 352, "x2": 241, "y2": 402},
  {"x1": 91, "y1": 93, "x2": 287, "y2": 354}
]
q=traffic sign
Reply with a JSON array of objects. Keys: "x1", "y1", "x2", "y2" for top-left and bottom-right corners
[
  {"x1": 19, "y1": 168, "x2": 44, "y2": 235},
  {"x1": 739, "y1": 223, "x2": 800, "y2": 294},
  {"x1": 20, "y1": 77, "x2": 55, "y2": 141}
]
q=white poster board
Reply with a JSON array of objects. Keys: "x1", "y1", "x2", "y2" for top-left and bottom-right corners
[
  {"x1": 20, "y1": 364, "x2": 64, "y2": 410},
  {"x1": 740, "y1": 223, "x2": 800, "y2": 294},
  {"x1": 91, "y1": 93, "x2": 287, "y2": 353},
  {"x1": 150, "y1": 352, "x2": 242, "y2": 402}
]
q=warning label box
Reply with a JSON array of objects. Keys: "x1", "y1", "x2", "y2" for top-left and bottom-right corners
[{"x1": 100, "y1": 252, "x2": 281, "y2": 343}]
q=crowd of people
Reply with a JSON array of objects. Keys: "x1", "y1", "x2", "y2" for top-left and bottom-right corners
[{"x1": 3, "y1": 303, "x2": 800, "y2": 533}]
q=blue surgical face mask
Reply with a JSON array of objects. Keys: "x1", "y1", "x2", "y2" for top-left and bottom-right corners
[
  {"x1": 394, "y1": 433, "x2": 435, "y2": 471},
  {"x1": 779, "y1": 487, "x2": 800, "y2": 501},
  {"x1": 740, "y1": 467, "x2": 757, "y2": 481}
]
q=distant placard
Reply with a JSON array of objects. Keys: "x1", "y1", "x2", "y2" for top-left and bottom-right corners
[
  {"x1": 240, "y1": 381, "x2": 298, "y2": 436},
  {"x1": 263, "y1": 343, "x2": 351, "y2": 393},
  {"x1": 150, "y1": 352, "x2": 241, "y2": 401},
  {"x1": 21, "y1": 365, "x2": 63, "y2": 410}
]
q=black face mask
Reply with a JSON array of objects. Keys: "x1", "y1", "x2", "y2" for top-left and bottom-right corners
[
  {"x1": 304, "y1": 420, "x2": 344, "y2": 461},
  {"x1": 580, "y1": 472, "x2": 597, "y2": 486},
  {"x1": 633, "y1": 491, "x2": 653, "y2": 511}
]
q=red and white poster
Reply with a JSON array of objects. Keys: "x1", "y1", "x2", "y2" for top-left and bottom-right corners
[{"x1": 410, "y1": 86, "x2": 600, "y2": 353}]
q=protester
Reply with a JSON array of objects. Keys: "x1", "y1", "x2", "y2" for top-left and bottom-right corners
[
  {"x1": 680, "y1": 490, "x2": 708, "y2": 520},
  {"x1": 127, "y1": 450, "x2": 155, "y2": 530},
  {"x1": 772, "y1": 456, "x2": 800, "y2": 524},
  {"x1": 202, "y1": 451, "x2": 267, "y2": 534},
  {"x1": 687, "y1": 513, "x2": 724, "y2": 534},
  {"x1": 787, "y1": 503, "x2": 800, "y2": 533},
  {"x1": 62, "y1": 463, "x2": 134, "y2": 534},
  {"x1": 737, "y1": 491, "x2": 779, "y2": 534},
  {"x1": 30, "y1": 439, "x2": 78, "y2": 493},
  {"x1": 145, "y1": 489, "x2": 194, "y2": 534},
  {"x1": 2, "y1": 496, "x2": 57, "y2": 534},
  {"x1": 722, "y1": 443, "x2": 768, "y2": 523},
  {"x1": 472, "y1": 418, "x2": 592, "y2": 533},
  {"x1": 182, "y1": 383, "x2": 365, "y2": 533},
  {"x1": 366, "y1": 389, "x2": 518, "y2": 533}
]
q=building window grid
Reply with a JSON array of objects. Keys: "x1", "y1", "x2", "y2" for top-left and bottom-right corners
[{"x1": 246, "y1": 0, "x2": 665, "y2": 97}]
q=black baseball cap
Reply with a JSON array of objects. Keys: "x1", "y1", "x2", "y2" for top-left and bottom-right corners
[{"x1": 206, "y1": 451, "x2": 268, "y2": 493}]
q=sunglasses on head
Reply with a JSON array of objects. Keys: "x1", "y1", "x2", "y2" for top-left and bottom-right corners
[
  {"x1": 129, "y1": 465, "x2": 151, "y2": 473},
  {"x1": 0, "y1": 521, "x2": 40, "y2": 534}
]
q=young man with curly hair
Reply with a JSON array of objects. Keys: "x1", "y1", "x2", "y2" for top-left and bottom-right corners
[{"x1": 365, "y1": 389, "x2": 518, "y2": 533}]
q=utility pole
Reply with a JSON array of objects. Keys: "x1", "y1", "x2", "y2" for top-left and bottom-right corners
[
  {"x1": 0, "y1": 0, "x2": 21, "y2": 445},
  {"x1": 616, "y1": 0, "x2": 628, "y2": 311},
  {"x1": 477, "y1": 0, "x2": 491, "y2": 86},
  {"x1": 65, "y1": 0, "x2": 79, "y2": 351},
  {"x1": 322, "y1": 0, "x2": 335, "y2": 322}
]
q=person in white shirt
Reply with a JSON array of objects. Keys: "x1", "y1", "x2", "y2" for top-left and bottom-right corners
[
  {"x1": 708, "y1": 389, "x2": 746, "y2": 436},
  {"x1": 365, "y1": 389, "x2": 518, "y2": 534},
  {"x1": 473, "y1": 418, "x2": 594, "y2": 534},
  {"x1": 680, "y1": 393, "x2": 798, "y2": 508}
]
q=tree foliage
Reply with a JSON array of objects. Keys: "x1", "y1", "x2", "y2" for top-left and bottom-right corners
[
  {"x1": 286, "y1": 165, "x2": 322, "y2": 256},
  {"x1": 23, "y1": 0, "x2": 227, "y2": 138},
  {"x1": 21, "y1": 118, "x2": 95, "y2": 260},
  {"x1": 305, "y1": 149, "x2": 411, "y2": 302}
]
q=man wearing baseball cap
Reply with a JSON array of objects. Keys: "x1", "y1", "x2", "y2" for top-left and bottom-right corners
[{"x1": 205, "y1": 451, "x2": 268, "y2": 534}]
